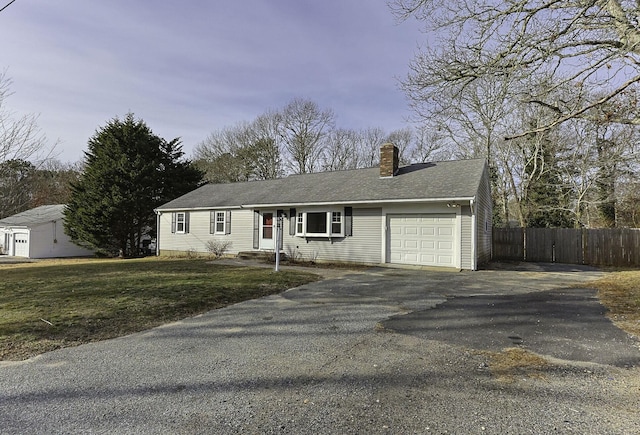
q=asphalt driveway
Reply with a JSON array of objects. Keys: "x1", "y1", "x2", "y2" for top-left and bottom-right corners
[{"x1": 1, "y1": 262, "x2": 639, "y2": 434}]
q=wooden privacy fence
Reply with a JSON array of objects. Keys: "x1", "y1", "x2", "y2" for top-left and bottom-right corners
[{"x1": 493, "y1": 227, "x2": 640, "y2": 267}]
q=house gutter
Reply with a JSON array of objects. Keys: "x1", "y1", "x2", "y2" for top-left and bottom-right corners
[
  {"x1": 154, "y1": 206, "x2": 244, "y2": 213},
  {"x1": 240, "y1": 197, "x2": 476, "y2": 209},
  {"x1": 155, "y1": 198, "x2": 475, "y2": 212},
  {"x1": 0, "y1": 225, "x2": 29, "y2": 230},
  {"x1": 155, "y1": 210, "x2": 160, "y2": 256}
]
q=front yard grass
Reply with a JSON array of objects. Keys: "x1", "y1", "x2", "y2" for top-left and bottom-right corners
[
  {"x1": 591, "y1": 269, "x2": 640, "y2": 338},
  {"x1": 0, "y1": 257, "x2": 319, "y2": 361}
]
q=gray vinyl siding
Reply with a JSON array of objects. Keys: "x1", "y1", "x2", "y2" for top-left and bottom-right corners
[
  {"x1": 223, "y1": 209, "x2": 254, "y2": 252},
  {"x1": 460, "y1": 206, "x2": 473, "y2": 270},
  {"x1": 158, "y1": 209, "x2": 253, "y2": 255},
  {"x1": 282, "y1": 208, "x2": 382, "y2": 264},
  {"x1": 475, "y1": 165, "x2": 493, "y2": 266}
]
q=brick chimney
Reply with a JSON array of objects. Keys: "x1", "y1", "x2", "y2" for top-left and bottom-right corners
[{"x1": 379, "y1": 143, "x2": 399, "y2": 177}]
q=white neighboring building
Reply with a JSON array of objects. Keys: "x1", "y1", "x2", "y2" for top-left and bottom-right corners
[{"x1": 0, "y1": 204, "x2": 94, "y2": 258}]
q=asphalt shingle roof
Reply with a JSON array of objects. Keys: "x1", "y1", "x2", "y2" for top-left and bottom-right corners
[
  {"x1": 0, "y1": 204, "x2": 65, "y2": 227},
  {"x1": 157, "y1": 159, "x2": 487, "y2": 210}
]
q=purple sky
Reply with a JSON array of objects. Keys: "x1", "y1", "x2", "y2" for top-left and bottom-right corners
[{"x1": 0, "y1": 1, "x2": 423, "y2": 163}]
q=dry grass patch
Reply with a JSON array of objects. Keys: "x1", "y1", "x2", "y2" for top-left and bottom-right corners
[
  {"x1": 589, "y1": 270, "x2": 640, "y2": 338},
  {"x1": 0, "y1": 257, "x2": 319, "y2": 361},
  {"x1": 480, "y1": 348, "x2": 552, "y2": 382}
]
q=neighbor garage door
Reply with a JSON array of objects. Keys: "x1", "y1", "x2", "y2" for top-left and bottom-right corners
[
  {"x1": 13, "y1": 232, "x2": 29, "y2": 257},
  {"x1": 388, "y1": 214, "x2": 457, "y2": 267}
]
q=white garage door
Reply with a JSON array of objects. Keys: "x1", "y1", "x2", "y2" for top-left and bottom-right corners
[
  {"x1": 13, "y1": 232, "x2": 29, "y2": 257},
  {"x1": 388, "y1": 214, "x2": 457, "y2": 267}
]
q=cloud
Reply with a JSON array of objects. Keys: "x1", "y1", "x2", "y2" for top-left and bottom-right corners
[{"x1": 0, "y1": 0, "x2": 423, "y2": 162}]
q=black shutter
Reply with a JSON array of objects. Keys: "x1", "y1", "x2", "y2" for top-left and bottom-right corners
[
  {"x1": 345, "y1": 207, "x2": 353, "y2": 236},
  {"x1": 225, "y1": 210, "x2": 232, "y2": 235},
  {"x1": 289, "y1": 208, "x2": 296, "y2": 235},
  {"x1": 253, "y1": 210, "x2": 260, "y2": 249}
]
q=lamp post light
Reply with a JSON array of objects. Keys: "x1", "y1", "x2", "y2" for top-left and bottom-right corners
[{"x1": 274, "y1": 215, "x2": 284, "y2": 272}]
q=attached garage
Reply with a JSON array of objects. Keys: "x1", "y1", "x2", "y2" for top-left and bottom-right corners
[{"x1": 387, "y1": 214, "x2": 457, "y2": 268}]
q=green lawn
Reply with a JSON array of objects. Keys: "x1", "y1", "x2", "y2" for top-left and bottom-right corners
[{"x1": 0, "y1": 257, "x2": 319, "y2": 361}]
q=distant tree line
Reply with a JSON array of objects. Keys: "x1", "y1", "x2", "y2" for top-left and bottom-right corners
[
  {"x1": 0, "y1": 159, "x2": 81, "y2": 219},
  {"x1": 192, "y1": 97, "x2": 447, "y2": 183}
]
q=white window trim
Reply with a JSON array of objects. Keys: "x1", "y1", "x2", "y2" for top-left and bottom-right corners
[
  {"x1": 331, "y1": 211, "x2": 342, "y2": 235},
  {"x1": 295, "y1": 210, "x2": 344, "y2": 237},
  {"x1": 296, "y1": 212, "x2": 304, "y2": 235},
  {"x1": 176, "y1": 212, "x2": 186, "y2": 234},
  {"x1": 215, "y1": 211, "x2": 226, "y2": 234}
]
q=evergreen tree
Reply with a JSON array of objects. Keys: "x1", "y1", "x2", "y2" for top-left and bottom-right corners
[
  {"x1": 64, "y1": 113, "x2": 203, "y2": 257},
  {"x1": 523, "y1": 134, "x2": 573, "y2": 228},
  {"x1": 595, "y1": 137, "x2": 617, "y2": 228}
]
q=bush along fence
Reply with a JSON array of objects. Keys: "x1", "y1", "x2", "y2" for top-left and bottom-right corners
[{"x1": 493, "y1": 227, "x2": 640, "y2": 267}]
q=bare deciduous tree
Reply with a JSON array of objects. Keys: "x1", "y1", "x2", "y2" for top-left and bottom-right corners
[
  {"x1": 391, "y1": 0, "x2": 640, "y2": 227},
  {"x1": 193, "y1": 117, "x2": 283, "y2": 183},
  {"x1": 195, "y1": 98, "x2": 457, "y2": 183},
  {"x1": 0, "y1": 72, "x2": 57, "y2": 217},
  {"x1": 280, "y1": 98, "x2": 334, "y2": 174},
  {"x1": 392, "y1": 0, "x2": 640, "y2": 137},
  {"x1": 321, "y1": 128, "x2": 363, "y2": 171},
  {"x1": 193, "y1": 124, "x2": 252, "y2": 183},
  {"x1": 410, "y1": 124, "x2": 449, "y2": 163},
  {"x1": 252, "y1": 110, "x2": 285, "y2": 179},
  {"x1": 0, "y1": 72, "x2": 53, "y2": 166}
]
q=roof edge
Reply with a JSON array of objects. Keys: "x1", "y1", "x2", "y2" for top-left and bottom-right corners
[
  {"x1": 242, "y1": 197, "x2": 476, "y2": 208},
  {"x1": 155, "y1": 197, "x2": 477, "y2": 212}
]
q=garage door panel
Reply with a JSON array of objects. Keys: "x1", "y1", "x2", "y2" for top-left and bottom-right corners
[
  {"x1": 420, "y1": 254, "x2": 436, "y2": 263},
  {"x1": 438, "y1": 241, "x2": 453, "y2": 249},
  {"x1": 388, "y1": 214, "x2": 456, "y2": 267},
  {"x1": 404, "y1": 253, "x2": 419, "y2": 262},
  {"x1": 404, "y1": 240, "x2": 419, "y2": 249},
  {"x1": 389, "y1": 252, "x2": 402, "y2": 261},
  {"x1": 405, "y1": 226, "x2": 418, "y2": 235},
  {"x1": 421, "y1": 240, "x2": 436, "y2": 249},
  {"x1": 421, "y1": 227, "x2": 435, "y2": 236},
  {"x1": 438, "y1": 254, "x2": 454, "y2": 262},
  {"x1": 438, "y1": 227, "x2": 453, "y2": 236},
  {"x1": 389, "y1": 240, "x2": 402, "y2": 249}
]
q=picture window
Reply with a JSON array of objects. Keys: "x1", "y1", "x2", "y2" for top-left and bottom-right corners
[{"x1": 295, "y1": 210, "x2": 344, "y2": 237}]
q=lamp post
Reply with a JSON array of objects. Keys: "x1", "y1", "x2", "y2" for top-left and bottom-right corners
[{"x1": 274, "y1": 215, "x2": 284, "y2": 272}]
